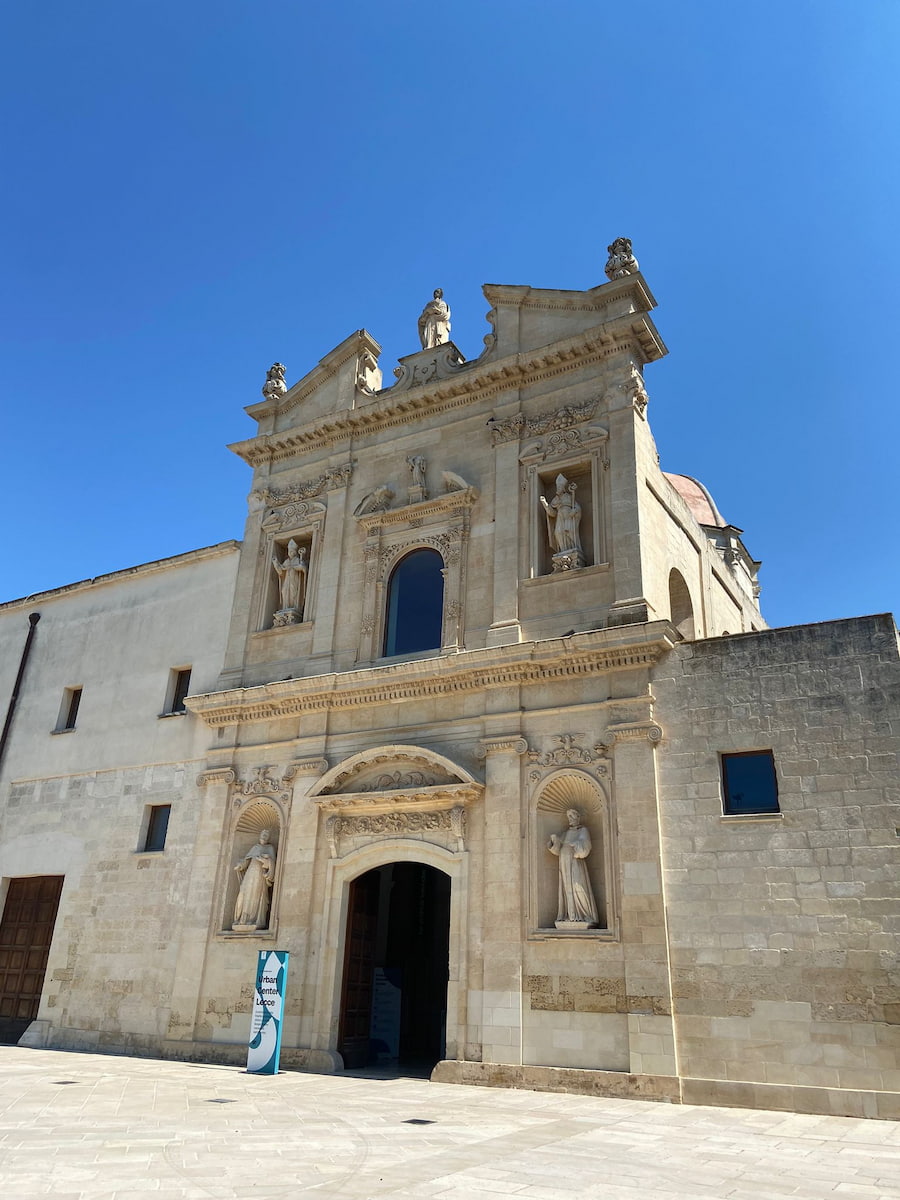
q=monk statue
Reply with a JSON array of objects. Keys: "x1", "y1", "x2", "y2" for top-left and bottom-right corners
[
  {"x1": 272, "y1": 540, "x2": 307, "y2": 622},
  {"x1": 233, "y1": 829, "x2": 277, "y2": 931},
  {"x1": 549, "y1": 808, "x2": 599, "y2": 928}
]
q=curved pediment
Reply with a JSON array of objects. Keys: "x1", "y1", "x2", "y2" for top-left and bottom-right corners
[
  {"x1": 308, "y1": 745, "x2": 482, "y2": 815},
  {"x1": 310, "y1": 744, "x2": 476, "y2": 798}
]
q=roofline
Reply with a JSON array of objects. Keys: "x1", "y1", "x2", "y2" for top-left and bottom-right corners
[{"x1": 0, "y1": 540, "x2": 242, "y2": 611}]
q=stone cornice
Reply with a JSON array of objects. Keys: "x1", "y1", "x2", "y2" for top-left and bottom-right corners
[
  {"x1": 228, "y1": 314, "x2": 666, "y2": 468},
  {"x1": 356, "y1": 486, "x2": 478, "y2": 533},
  {"x1": 482, "y1": 274, "x2": 657, "y2": 313},
  {"x1": 184, "y1": 624, "x2": 678, "y2": 729},
  {"x1": 311, "y1": 783, "x2": 483, "y2": 814}
]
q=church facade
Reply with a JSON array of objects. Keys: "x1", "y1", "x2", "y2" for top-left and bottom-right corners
[{"x1": 1, "y1": 245, "x2": 897, "y2": 1118}]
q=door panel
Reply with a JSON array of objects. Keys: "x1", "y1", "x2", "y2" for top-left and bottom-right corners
[{"x1": 0, "y1": 876, "x2": 64, "y2": 1042}]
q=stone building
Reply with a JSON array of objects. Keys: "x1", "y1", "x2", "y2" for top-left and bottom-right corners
[{"x1": 0, "y1": 244, "x2": 897, "y2": 1118}]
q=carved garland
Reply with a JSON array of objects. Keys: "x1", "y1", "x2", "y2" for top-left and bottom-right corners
[
  {"x1": 489, "y1": 397, "x2": 600, "y2": 445},
  {"x1": 255, "y1": 464, "x2": 353, "y2": 507}
]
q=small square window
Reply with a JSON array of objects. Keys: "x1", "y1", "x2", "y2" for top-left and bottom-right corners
[
  {"x1": 162, "y1": 667, "x2": 192, "y2": 716},
  {"x1": 143, "y1": 804, "x2": 171, "y2": 852},
  {"x1": 56, "y1": 686, "x2": 82, "y2": 732},
  {"x1": 721, "y1": 751, "x2": 779, "y2": 815}
]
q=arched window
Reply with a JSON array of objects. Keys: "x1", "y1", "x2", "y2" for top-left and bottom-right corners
[
  {"x1": 668, "y1": 568, "x2": 695, "y2": 640},
  {"x1": 383, "y1": 549, "x2": 444, "y2": 657}
]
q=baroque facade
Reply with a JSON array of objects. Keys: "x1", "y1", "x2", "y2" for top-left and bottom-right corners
[{"x1": 0, "y1": 247, "x2": 897, "y2": 1119}]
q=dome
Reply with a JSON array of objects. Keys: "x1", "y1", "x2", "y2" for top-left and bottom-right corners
[{"x1": 664, "y1": 473, "x2": 727, "y2": 528}]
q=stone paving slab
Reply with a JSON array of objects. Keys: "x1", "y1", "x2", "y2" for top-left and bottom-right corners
[{"x1": 0, "y1": 1048, "x2": 898, "y2": 1199}]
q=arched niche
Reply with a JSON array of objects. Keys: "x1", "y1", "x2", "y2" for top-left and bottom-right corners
[
  {"x1": 222, "y1": 798, "x2": 284, "y2": 935},
  {"x1": 533, "y1": 770, "x2": 614, "y2": 934},
  {"x1": 668, "y1": 568, "x2": 696, "y2": 641}
]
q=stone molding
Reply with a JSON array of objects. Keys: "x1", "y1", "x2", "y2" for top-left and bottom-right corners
[
  {"x1": 355, "y1": 486, "x2": 478, "y2": 534},
  {"x1": 312, "y1": 783, "x2": 482, "y2": 816},
  {"x1": 527, "y1": 735, "x2": 609, "y2": 781},
  {"x1": 286, "y1": 758, "x2": 329, "y2": 777},
  {"x1": 229, "y1": 313, "x2": 666, "y2": 467},
  {"x1": 608, "y1": 722, "x2": 663, "y2": 744},
  {"x1": 184, "y1": 625, "x2": 677, "y2": 729}
]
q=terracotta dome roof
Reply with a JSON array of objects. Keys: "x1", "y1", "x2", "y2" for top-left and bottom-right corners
[{"x1": 664, "y1": 473, "x2": 727, "y2": 528}]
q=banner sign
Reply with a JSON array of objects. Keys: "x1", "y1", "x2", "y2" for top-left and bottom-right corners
[{"x1": 247, "y1": 950, "x2": 289, "y2": 1074}]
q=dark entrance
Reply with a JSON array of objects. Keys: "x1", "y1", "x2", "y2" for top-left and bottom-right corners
[
  {"x1": 0, "y1": 876, "x2": 64, "y2": 1044},
  {"x1": 338, "y1": 862, "x2": 450, "y2": 1072}
]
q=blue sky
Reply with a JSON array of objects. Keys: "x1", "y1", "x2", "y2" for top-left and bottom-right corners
[{"x1": 3, "y1": 2, "x2": 898, "y2": 630}]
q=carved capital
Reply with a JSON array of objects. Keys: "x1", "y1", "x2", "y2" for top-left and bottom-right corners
[
  {"x1": 476, "y1": 736, "x2": 528, "y2": 759},
  {"x1": 608, "y1": 723, "x2": 663, "y2": 745},
  {"x1": 196, "y1": 768, "x2": 236, "y2": 788},
  {"x1": 284, "y1": 759, "x2": 328, "y2": 779}
]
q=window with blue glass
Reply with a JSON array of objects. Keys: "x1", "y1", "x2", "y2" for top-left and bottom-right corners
[
  {"x1": 721, "y1": 751, "x2": 779, "y2": 815},
  {"x1": 383, "y1": 549, "x2": 444, "y2": 657}
]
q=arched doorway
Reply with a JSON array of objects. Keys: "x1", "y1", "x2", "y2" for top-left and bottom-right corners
[{"x1": 338, "y1": 862, "x2": 450, "y2": 1071}]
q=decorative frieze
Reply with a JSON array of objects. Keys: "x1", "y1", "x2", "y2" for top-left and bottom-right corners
[
  {"x1": 323, "y1": 804, "x2": 467, "y2": 858},
  {"x1": 528, "y1": 735, "x2": 609, "y2": 783},
  {"x1": 488, "y1": 397, "x2": 599, "y2": 446},
  {"x1": 255, "y1": 464, "x2": 353, "y2": 508}
]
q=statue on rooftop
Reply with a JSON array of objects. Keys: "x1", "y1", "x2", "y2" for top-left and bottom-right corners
[
  {"x1": 604, "y1": 238, "x2": 639, "y2": 281},
  {"x1": 418, "y1": 289, "x2": 451, "y2": 349},
  {"x1": 262, "y1": 362, "x2": 287, "y2": 401}
]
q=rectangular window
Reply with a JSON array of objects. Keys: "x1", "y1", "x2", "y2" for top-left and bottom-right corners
[
  {"x1": 170, "y1": 667, "x2": 192, "y2": 714},
  {"x1": 143, "y1": 804, "x2": 171, "y2": 852},
  {"x1": 56, "y1": 686, "x2": 82, "y2": 732},
  {"x1": 721, "y1": 751, "x2": 779, "y2": 815},
  {"x1": 161, "y1": 667, "x2": 191, "y2": 716}
]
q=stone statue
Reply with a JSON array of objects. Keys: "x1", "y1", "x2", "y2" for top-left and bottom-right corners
[
  {"x1": 548, "y1": 808, "x2": 599, "y2": 928},
  {"x1": 262, "y1": 362, "x2": 287, "y2": 401},
  {"x1": 233, "y1": 829, "x2": 277, "y2": 931},
  {"x1": 417, "y1": 289, "x2": 451, "y2": 350},
  {"x1": 272, "y1": 540, "x2": 307, "y2": 622},
  {"x1": 541, "y1": 474, "x2": 584, "y2": 570},
  {"x1": 604, "y1": 237, "x2": 639, "y2": 281},
  {"x1": 407, "y1": 455, "x2": 427, "y2": 490}
]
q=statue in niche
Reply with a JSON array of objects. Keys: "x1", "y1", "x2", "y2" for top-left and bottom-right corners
[
  {"x1": 417, "y1": 288, "x2": 451, "y2": 349},
  {"x1": 232, "y1": 829, "x2": 277, "y2": 931},
  {"x1": 262, "y1": 362, "x2": 287, "y2": 401},
  {"x1": 604, "y1": 237, "x2": 639, "y2": 281},
  {"x1": 406, "y1": 455, "x2": 427, "y2": 500},
  {"x1": 548, "y1": 808, "x2": 599, "y2": 929},
  {"x1": 540, "y1": 474, "x2": 585, "y2": 571},
  {"x1": 272, "y1": 539, "x2": 307, "y2": 625}
]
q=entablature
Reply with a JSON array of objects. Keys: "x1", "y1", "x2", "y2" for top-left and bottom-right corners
[{"x1": 183, "y1": 622, "x2": 679, "y2": 728}]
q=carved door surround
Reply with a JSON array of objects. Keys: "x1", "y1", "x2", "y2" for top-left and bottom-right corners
[
  {"x1": 354, "y1": 486, "x2": 478, "y2": 662},
  {"x1": 308, "y1": 744, "x2": 483, "y2": 860}
]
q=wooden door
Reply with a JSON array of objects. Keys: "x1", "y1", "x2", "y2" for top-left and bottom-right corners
[
  {"x1": 0, "y1": 876, "x2": 64, "y2": 1043},
  {"x1": 338, "y1": 870, "x2": 380, "y2": 1069}
]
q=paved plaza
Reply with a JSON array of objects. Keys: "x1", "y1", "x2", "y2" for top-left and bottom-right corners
[{"x1": 0, "y1": 1047, "x2": 898, "y2": 1200}]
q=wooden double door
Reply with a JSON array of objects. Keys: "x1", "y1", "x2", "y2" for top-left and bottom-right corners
[
  {"x1": 338, "y1": 862, "x2": 450, "y2": 1071},
  {"x1": 0, "y1": 876, "x2": 64, "y2": 1044}
]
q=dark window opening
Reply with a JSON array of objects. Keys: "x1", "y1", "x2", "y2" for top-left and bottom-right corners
[
  {"x1": 169, "y1": 668, "x2": 192, "y2": 714},
  {"x1": 62, "y1": 687, "x2": 81, "y2": 731},
  {"x1": 144, "y1": 804, "x2": 171, "y2": 852},
  {"x1": 721, "y1": 751, "x2": 779, "y2": 815},
  {"x1": 383, "y1": 549, "x2": 444, "y2": 657}
]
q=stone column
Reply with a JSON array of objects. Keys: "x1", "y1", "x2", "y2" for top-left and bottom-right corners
[
  {"x1": 310, "y1": 482, "x2": 349, "y2": 666},
  {"x1": 164, "y1": 768, "x2": 236, "y2": 1046},
  {"x1": 486, "y1": 438, "x2": 523, "y2": 645},
  {"x1": 475, "y1": 736, "x2": 528, "y2": 1064},
  {"x1": 610, "y1": 727, "x2": 678, "y2": 1078}
]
